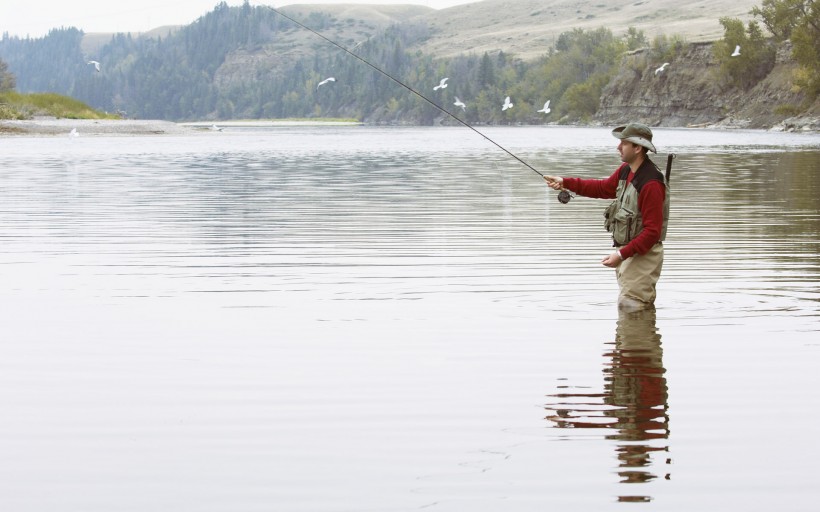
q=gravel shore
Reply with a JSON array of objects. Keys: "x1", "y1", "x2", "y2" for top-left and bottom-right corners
[{"x1": 0, "y1": 118, "x2": 196, "y2": 136}]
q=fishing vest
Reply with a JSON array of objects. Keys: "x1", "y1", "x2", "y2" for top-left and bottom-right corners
[{"x1": 604, "y1": 160, "x2": 670, "y2": 247}]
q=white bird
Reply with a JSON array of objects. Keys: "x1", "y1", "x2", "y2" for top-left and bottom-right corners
[
  {"x1": 433, "y1": 77, "x2": 449, "y2": 91},
  {"x1": 317, "y1": 77, "x2": 336, "y2": 88},
  {"x1": 655, "y1": 62, "x2": 670, "y2": 75},
  {"x1": 209, "y1": 124, "x2": 223, "y2": 132},
  {"x1": 69, "y1": 128, "x2": 79, "y2": 137},
  {"x1": 731, "y1": 45, "x2": 741, "y2": 57},
  {"x1": 87, "y1": 60, "x2": 100, "y2": 72},
  {"x1": 502, "y1": 96, "x2": 513, "y2": 111},
  {"x1": 453, "y1": 97, "x2": 466, "y2": 110},
  {"x1": 537, "y1": 100, "x2": 551, "y2": 114}
]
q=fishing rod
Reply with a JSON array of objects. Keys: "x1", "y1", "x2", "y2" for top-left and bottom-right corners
[{"x1": 267, "y1": 6, "x2": 545, "y2": 178}]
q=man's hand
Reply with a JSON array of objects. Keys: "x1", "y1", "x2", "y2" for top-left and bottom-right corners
[
  {"x1": 543, "y1": 175, "x2": 564, "y2": 190},
  {"x1": 601, "y1": 251, "x2": 623, "y2": 268}
]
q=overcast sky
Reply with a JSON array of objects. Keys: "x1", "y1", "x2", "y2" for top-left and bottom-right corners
[{"x1": 1, "y1": 0, "x2": 477, "y2": 38}]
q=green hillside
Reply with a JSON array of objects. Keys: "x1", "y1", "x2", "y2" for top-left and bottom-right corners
[{"x1": 0, "y1": 91, "x2": 117, "y2": 120}]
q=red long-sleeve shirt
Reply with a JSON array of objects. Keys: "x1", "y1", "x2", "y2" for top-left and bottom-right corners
[{"x1": 563, "y1": 162, "x2": 666, "y2": 259}]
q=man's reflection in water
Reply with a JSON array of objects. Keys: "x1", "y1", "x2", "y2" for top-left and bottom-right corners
[{"x1": 545, "y1": 307, "x2": 670, "y2": 502}]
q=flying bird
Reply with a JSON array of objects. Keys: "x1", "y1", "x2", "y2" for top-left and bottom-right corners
[
  {"x1": 731, "y1": 45, "x2": 741, "y2": 57},
  {"x1": 87, "y1": 60, "x2": 100, "y2": 72},
  {"x1": 655, "y1": 62, "x2": 670, "y2": 74},
  {"x1": 317, "y1": 77, "x2": 336, "y2": 88},
  {"x1": 209, "y1": 124, "x2": 223, "y2": 132},
  {"x1": 537, "y1": 100, "x2": 551, "y2": 114},
  {"x1": 502, "y1": 96, "x2": 513, "y2": 111},
  {"x1": 433, "y1": 77, "x2": 449, "y2": 91},
  {"x1": 69, "y1": 128, "x2": 79, "y2": 137},
  {"x1": 453, "y1": 97, "x2": 466, "y2": 110}
]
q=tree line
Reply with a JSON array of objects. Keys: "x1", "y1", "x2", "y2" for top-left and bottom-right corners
[{"x1": 1, "y1": 0, "x2": 817, "y2": 123}]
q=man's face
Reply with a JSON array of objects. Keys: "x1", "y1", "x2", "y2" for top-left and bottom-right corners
[{"x1": 618, "y1": 140, "x2": 643, "y2": 165}]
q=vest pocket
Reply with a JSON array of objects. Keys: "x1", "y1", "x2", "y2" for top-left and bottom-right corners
[
  {"x1": 611, "y1": 207, "x2": 635, "y2": 246},
  {"x1": 604, "y1": 200, "x2": 619, "y2": 232}
]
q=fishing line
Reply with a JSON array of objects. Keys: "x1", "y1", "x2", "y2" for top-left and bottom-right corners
[{"x1": 268, "y1": 6, "x2": 544, "y2": 178}]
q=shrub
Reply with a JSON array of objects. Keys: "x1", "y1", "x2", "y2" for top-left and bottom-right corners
[{"x1": 713, "y1": 17, "x2": 776, "y2": 90}]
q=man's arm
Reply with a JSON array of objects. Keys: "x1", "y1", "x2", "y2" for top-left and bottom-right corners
[{"x1": 562, "y1": 165, "x2": 624, "y2": 199}]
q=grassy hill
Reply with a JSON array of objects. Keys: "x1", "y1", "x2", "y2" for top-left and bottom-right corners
[
  {"x1": 80, "y1": 0, "x2": 762, "y2": 62},
  {"x1": 414, "y1": 0, "x2": 762, "y2": 60}
]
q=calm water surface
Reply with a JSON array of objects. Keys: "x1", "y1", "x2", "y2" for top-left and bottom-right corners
[{"x1": 1, "y1": 126, "x2": 819, "y2": 511}]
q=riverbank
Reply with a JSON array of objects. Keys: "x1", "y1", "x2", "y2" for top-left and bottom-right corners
[
  {"x1": 595, "y1": 41, "x2": 820, "y2": 132},
  {"x1": 0, "y1": 117, "x2": 366, "y2": 136},
  {"x1": 0, "y1": 118, "x2": 196, "y2": 136},
  {"x1": 3, "y1": 115, "x2": 817, "y2": 137},
  {"x1": 181, "y1": 119, "x2": 362, "y2": 129}
]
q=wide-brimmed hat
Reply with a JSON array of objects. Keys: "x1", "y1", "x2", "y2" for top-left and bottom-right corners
[{"x1": 612, "y1": 123, "x2": 656, "y2": 153}]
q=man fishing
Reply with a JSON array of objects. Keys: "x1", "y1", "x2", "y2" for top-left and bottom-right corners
[{"x1": 544, "y1": 123, "x2": 669, "y2": 310}]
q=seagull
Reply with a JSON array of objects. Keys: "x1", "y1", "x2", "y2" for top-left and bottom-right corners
[
  {"x1": 731, "y1": 45, "x2": 741, "y2": 57},
  {"x1": 537, "y1": 100, "x2": 551, "y2": 114},
  {"x1": 209, "y1": 124, "x2": 223, "y2": 132},
  {"x1": 433, "y1": 77, "x2": 449, "y2": 91},
  {"x1": 502, "y1": 96, "x2": 513, "y2": 111},
  {"x1": 655, "y1": 62, "x2": 670, "y2": 74},
  {"x1": 317, "y1": 77, "x2": 336, "y2": 88},
  {"x1": 87, "y1": 60, "x2": 100, "y2": 72},
  {"x1": 453, "y1": 97, "x2": 466, "y2": 110},
  {"x1": 69, "y1": 128, "x2": 79, "y2": 137}
]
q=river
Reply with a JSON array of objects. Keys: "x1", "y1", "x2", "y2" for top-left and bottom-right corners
[{"x1": 1, "y1": 125, "x2": 818, "y2": 510}]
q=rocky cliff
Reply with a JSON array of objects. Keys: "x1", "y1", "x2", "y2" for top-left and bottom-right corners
[{"x1": 596, "y1": 41, "x2": 820, "y2": 131}]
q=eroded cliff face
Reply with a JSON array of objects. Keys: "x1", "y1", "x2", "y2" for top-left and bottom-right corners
[{"x1": 596, "y1": 41, "x2": 820, "y2": 131}]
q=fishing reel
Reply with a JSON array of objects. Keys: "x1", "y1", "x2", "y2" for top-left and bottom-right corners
[{"x1": 557, "y1": 190, "x2": 574, "y2": 204}]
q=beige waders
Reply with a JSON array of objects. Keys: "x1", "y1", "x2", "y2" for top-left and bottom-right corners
[{"x1": 616, "y1": 243, "x2": 664, "y2": 309}]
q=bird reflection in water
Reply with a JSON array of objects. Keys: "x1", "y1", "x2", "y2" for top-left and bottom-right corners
[{"x1": 545, "y1": 307, "x2": 670, "y2": 502}]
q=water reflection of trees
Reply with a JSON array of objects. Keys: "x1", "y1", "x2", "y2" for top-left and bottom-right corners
[{"x1": 545, "y1": 307, "x2": 670, "y2": 502}]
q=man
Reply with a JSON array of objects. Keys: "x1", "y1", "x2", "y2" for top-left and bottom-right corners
[{"x1": 544, "y1": 123, "x2": 669, "y2": 310}]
